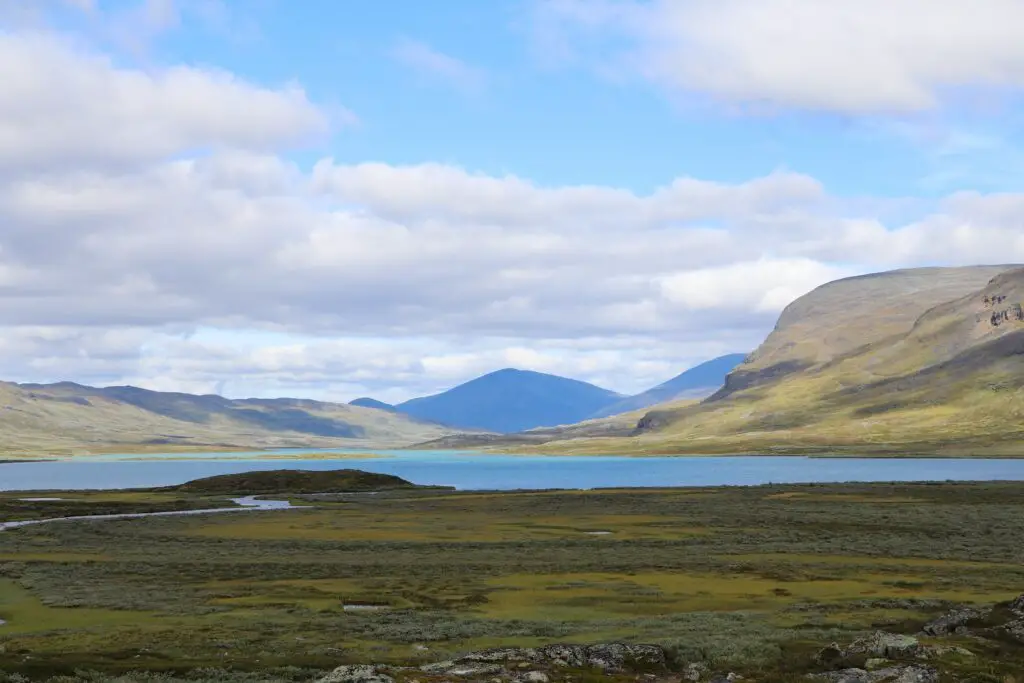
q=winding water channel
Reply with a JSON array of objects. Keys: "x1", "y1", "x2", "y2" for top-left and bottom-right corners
[{"x1": 0, "y1": 496, "x2": 297, "y2": 532}]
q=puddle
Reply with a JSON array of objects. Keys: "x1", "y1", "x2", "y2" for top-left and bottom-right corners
[
  {"x1": 583, "y1": 530, "x2": 613, "y2": 535},
  {"x1": 19, "y1": 497, "x2": 63, "y2": 502},
  {"x1": 342, "y1": 604, "x2": 390, "y2": 611},
  {"x1": 0, "y1": 496, "x2": 299, "y2": 532}
]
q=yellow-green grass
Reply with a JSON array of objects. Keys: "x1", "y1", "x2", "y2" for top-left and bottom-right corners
[
  {"x1": 0, "y1": 580, "x2": 157, "y2": 634},
  {"x1": 2, "y1": 481, "x2": 1024, "y2": 676},
  {"x1": 190, "y1": 508, "x2": 714, "y2": 543}
]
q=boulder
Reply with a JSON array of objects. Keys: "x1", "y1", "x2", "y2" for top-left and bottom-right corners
[
  {"x1": 809, "y1": 666, "x2": 937, "y2": 683},
  {"x1": 845, "y1": 632, "x2": 920, "y2": 659},
  {"x1": 1008, "y1": 593, "x2": 1024, "y2": 616},
  {"x1": 447, "y1": 643, "x2": 665, "y2": 672},
  {"x1": 996, "y1": 617, "x2": 1024, "y2": 644},
  {"x1": 318, "y1": 665, "x2": 395, "y2": 683},
  {"x1": 921, "y1": 606, "x2": 987, "y2": 636},
  {"x1": 682, "y1": 662, "x2": 709, "y2": 682},
  {"x1": 517, "y1": 672, "x2": 549, "y2": 683}
]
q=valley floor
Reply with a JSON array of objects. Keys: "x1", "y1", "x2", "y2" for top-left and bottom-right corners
[{"x1": 0, "y1": 482, "x2": 1023, "y2": 681}]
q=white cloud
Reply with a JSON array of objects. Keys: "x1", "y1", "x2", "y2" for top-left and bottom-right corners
[
  {"x1": 391, "y1": 38, "x2": 486, "y2": 92},
  {"x1": 533, "y1": 0, "x2": 1024, "y2": 113},
  {"x1": 4, "y1": 20, "x2": 1024, "y2": 403},
  {"x1": 0, "y1": 32, "x2": 333, "y2": 171},
  {"x1": 659, "y1": 259, "x2": 862, "y2": 313}
]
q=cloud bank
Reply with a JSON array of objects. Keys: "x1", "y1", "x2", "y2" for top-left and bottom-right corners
[{"x1": 2, "y1": 8, "x2": 1024, "y2": 402}]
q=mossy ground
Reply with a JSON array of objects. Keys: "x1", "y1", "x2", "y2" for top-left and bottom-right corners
[{"x1": 1, "y1": 482, "x2": 1024, "y2": 680}]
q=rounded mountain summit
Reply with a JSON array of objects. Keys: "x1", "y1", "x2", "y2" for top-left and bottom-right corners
[{"x1": 350, "y1": 358, "x2": 746, "y2": 434}]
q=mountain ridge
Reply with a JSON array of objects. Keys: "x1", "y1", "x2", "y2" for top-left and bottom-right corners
[
  {"x1": 486, "y1": 264, "x2": 1024, "y2": 455},
  {"x1": 588, "y1": 354, "x2": 746, "y2": 419},
  {"x1": 0, "y1": 381, "x2": 459, "y2": 456}
]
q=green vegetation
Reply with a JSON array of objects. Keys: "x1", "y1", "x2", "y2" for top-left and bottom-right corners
[
  {"x1": 1, "y1": 481, "x2": 1023, "y2": 680},
  {"x1": 165, "y1": 469, "x2": 434, "y2": 495},
  {"x1": 0, "y1": 381, "x2": 459, "y2": 458}
]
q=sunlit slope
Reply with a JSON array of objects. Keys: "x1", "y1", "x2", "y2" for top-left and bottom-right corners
[
  {"x1": 522, "y1": 265, "x2": 1024, "y2": 455},
  {"x1": 0, "y1": 382, "x2": 457, "y2": 456}
]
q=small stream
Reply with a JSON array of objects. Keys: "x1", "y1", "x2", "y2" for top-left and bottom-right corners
[{"x1": 0, "y1": 496, "x2": 298, "y2": 532}]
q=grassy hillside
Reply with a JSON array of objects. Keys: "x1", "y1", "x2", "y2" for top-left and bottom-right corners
[
  {"x1": 168, "y1": 469, "x2": 430, "y2": 494},
  {"x1": 0, "y1": 382, "x2": 458, "y2": 457},
  {"x1": 498, "y1": 265, "x2": 1024, "y2": 455}
]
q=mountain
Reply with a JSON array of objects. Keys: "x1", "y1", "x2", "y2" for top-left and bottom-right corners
[
  {"x1": 588, "y1": 353, "x2": 747, "y2": 419},
  {"x1": 395, "y1": 368, "x2": 623, "y2": 433},
  {"x1": 489, "y1": 264, "x2": 1024, "y2": 455},
  {"x1": 349, "y1": 397, "x2": 396, "y2": 412},
  {"x1": 0, "y1": 382, "x2": 458, "y2": 456}
]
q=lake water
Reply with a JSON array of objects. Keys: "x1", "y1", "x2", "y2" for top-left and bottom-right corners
[{"x1": 4, "y1": 450, "x2": 1024, "y2": 491}]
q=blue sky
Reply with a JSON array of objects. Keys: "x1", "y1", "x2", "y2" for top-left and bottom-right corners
[
  {"x1": 46, "y1": 0, "x2": 1018, "y2": 197},
  {"x1": 1, "y1": 0, "x2": 1023, "y2": 402}
]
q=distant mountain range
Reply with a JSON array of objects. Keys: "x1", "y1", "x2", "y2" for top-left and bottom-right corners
[
  {"x1": 349, "y1": 356, "x2": 746, "y2": 433},
  {"x1": 588, "y1": 354, "x2": 747, "y2": 419},
  {"x1": 0, "y1": 381, "x2": 457, "y2": 456}
]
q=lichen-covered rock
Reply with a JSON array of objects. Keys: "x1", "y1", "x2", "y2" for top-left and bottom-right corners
[
  {"x1": 1008, "y1": 593, "x2": 1024, "y2": 616},
  {"x1": 446, "y1": 643, "x2": 665, "y2": 672},
  {"x1": 707, "y1": 674, "x2": 742, "y2": 683},
  {"x1": 516, "y1": 672, "x2": 549, "y2": 683},
  {"x1": 918, "y1": 644, "x2": 974, "y2": 659},
  {"x1": 318, "y1": 665, "x2": 395, "y2": 683},
  {"x1": 809, "y1": 665, "x2": 937, "y2": 683},
  {"x1": 921, "y1": 606, "x2": 987, "y2": 636},
  {"x1": 846, "y1": 632, "x2": 920, "y2": 659},
  {"x1": 457, "y1": 648, "x2": 537, "y2": 664},
  {"x1": 417, "y1": 643, "x2": 666, "y2": 677},
  {"x1": 682, "y1": 662, "x2": 709, "y2": 682},
  {"x1": 875, "y1": 666, "x2": 938, "y2": 683},
  {"x1": 996, "y1": 617, "x2": 1024, "y2": 644},
  {"x1": 809, "y1": 670, "x2": 873, "y2": 683}
]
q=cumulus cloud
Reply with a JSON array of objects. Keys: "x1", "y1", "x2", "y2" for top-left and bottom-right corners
[
  {"x1": 0, "y1": 32, "x2": 333, "y2": 172},
  {"x1": 3, "y1": 21, "x2": 1024, "y2": 402},
  {"x1": 533, "y1": 0, "x2": 1024, "y2": 114}
]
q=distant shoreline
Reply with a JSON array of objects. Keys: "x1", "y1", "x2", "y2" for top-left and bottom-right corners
[{"x1": 5, "y1": 448, "x2": 1024, "y2": 462}]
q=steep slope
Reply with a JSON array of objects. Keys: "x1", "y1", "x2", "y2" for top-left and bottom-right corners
[
  {"x1": 396, "y1": 368, "x2": 623, "y2": 433},
  {"x1": 713, "y1": 266, "x2": 1014, "y2": 399},
  {"x1": 589, "y1": 353, "x2": 747, "y2": 418},
  {"x1": 505, "y1": 264, "x2": 1024, "y2": 455},
  {"x1": 349, "y1": 397, "x2": 396, "y2": 412},
  {"x1": 0, "y1": 382, "x2": 457, "y2": 456}
]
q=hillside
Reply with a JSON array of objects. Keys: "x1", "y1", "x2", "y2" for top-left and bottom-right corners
[
  {"x1": 497, "y1": 264, "x2": 1024, "y2": 455},
  {"x1": 588, "y1": 353, "x2": 746, "y2": 419},
  {"x1": 0, "y1": 382, "x2": 458, "y2": 457},
  {"x1": 396, "y1": 368, "x2": 623, "y2": 433},
  {"x1": 168, "y1": 468, "x2": 436, "y2": 494}
]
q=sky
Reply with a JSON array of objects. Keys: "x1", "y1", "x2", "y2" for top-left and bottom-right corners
[{"x1": 2, "y1": 0, "x2": 1024, "y2": 404}]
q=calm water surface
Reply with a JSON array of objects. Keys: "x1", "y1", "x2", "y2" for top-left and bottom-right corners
[{"x1": 3, "y1": 450, "x2": 1024, "y2": 491}]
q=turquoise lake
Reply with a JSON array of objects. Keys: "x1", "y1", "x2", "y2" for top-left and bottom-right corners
[{"x1": 4, "y1": 449, "x2": 1024, "y2": 491}]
